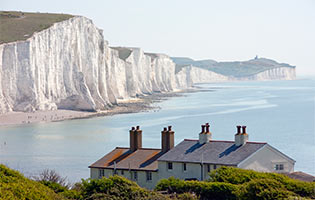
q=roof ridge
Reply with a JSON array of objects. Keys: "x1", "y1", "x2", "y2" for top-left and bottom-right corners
[
  {"x1": 183, "y1": 139, "x2": 267, "y2": 144},
  {"x1": 116, "y1": 147, "x2": 161, "y2": 151}
]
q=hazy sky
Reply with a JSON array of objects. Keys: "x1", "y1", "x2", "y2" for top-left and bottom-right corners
[{"x1": 2, "y1": 0, "x2": 315, "y2": 76}]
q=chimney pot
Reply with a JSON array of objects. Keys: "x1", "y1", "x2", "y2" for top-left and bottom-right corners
[
  {"x1": 201, "y1": 125, "x2": 205, "y2": 133},
  {"x1": 168, "y1": 126, "x2": 172, "y2": 131},
  {"x1": 163, "y1": 127, "x2": 167, "y2": 131},
  {"x1": 236, "y1": 126, "x2": 241, "y2": 134},
  {"x1": 205, "y1": 123, "x2": 210, "y2": 133},
  {"x1": 242, "y1": 126, "x2": 246, "y2": 134}
]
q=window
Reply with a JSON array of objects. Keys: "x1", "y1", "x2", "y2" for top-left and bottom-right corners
[
  {"x1": 207, "y1": 164, "x2": 211, "y2": 172},
  {"x1": 99, "y1": 169, "x2": 104, "y2": 177},
  {"x1": 146, "y1": 171, "x2": 152, "y2": 181},
  {"x1": 275, "y1": 164, "x2": 284, "y2": 171},
  {"x1": 121, "y1": 170, "x2": 124, "y2": 175},
  {"x1": 213, "y1": 164, "x2": 217, "y2": 170},
  {"x1": 167, "y1": 162, "x2": 173, "y2": 170},
  {"x1": 133, "y1": 171, "x2": 138, "y2": 180},
  {"x1": 183, "y1": 163, "x2": 187, "y2": 172}
]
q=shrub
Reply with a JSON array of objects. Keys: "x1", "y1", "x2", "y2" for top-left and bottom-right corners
[
  {"x1": 40, "y1": 180, "x2": 81, "y2": 199},
  {"x1": 33, "y1": 169, "x2": 70, "y2": 188},
  {"x1": 80, "y1": 175, "x2": 167, "y2": 200},
  {"x1": 155, "y1": 177, "x2": 238, "y2": 200},
  {"x1": 209, "y1": 166, "x2": 315, "y2": 198},
  {"x1": 174, "y1": 192, "x2": 199, "y2": 200},
  {"x1": 0, "y1": 164, "x2": 64, "y2": 200},
  {"x1": 240, "y1": 178, "x2": 292, "y2": 200},
  {"x1": 209, "y1": 166, "x2": 286, "y2": 184},
  {"x1": 283, "y1": 179, "x2": 315, "y2": 198}
]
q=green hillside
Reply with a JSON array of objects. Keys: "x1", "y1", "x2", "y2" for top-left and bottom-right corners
[
  {"x1": 0, "y1": 164, "x2": 64, "y2": 200},
  {"x1": 172, "y1": 57, "x2": 295, "y2": 77},
  {"x1": 0, "y1": 11, "x2": 73, "y2": 44}
]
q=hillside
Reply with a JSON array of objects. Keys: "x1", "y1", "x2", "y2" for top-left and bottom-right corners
[
  {"x1": 0, "y1": 165, "x2": 64, "y2": 200},
  {"x1": 0, "y1": 11, "x2": 73, "y2": 44},
  {"x1": 172, "y1": 57, "x2": 295, "y2": 77}
]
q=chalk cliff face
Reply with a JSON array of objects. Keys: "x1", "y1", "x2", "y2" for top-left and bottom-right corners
[
  {"x1": 0, "y1": 16, "x2": 296, "y2": 114},
  {"x1": 176, "y1": 66, "x2": 230, "y2": 88},
  {"x1": 0, "y1": 16, "x2": 180, "y2": 113},
  {"x1": 231, "y1": 67, "x2": 296, "y2": 81}
]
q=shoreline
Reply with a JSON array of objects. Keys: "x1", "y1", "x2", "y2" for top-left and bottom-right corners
[{"x1": 0, "y1": 89, "x2": 197, "y2": 127}]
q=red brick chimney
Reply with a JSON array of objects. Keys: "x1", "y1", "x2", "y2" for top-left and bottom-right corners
[
  {"x1": 130, "y1": 126, "x2": 142, "y2": 152},
  {"x1": 161, "y1": 126, "x2": 174, "y2": 152}
]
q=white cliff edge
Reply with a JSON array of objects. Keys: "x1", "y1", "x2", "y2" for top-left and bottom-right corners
[{"x1": 0, "y1": 16, "x2": 296, "y2": 114}]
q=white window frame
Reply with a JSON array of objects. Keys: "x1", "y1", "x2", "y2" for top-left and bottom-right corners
[{"x1": 274, "y1": 163, "x2": 284, "y2": 171}]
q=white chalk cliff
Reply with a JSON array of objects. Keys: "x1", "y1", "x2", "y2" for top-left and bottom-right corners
[
  {"x1": 231, "y1": 67, "x2": 296, "y2": 81},
  {"x1": 0, "y1": 16, "x2": 296, "y2": 114}
]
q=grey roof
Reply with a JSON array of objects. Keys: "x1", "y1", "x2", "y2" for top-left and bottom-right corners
[{"x1": 158, "y1": 139, "x2": 266, "y2": 165}]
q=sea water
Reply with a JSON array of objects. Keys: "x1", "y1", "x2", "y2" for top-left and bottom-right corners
[{"x1": 0, "y1": 78, "x2": 314, "y2": 182}]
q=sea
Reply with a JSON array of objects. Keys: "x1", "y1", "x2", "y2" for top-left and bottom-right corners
[{"x1": 0, "y1": 78, "x2": 314, "y2": 183}]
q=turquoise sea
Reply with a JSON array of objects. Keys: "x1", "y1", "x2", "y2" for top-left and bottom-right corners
[{"x1": 0, "y1": 78, "x2": 314, "y2": 182}]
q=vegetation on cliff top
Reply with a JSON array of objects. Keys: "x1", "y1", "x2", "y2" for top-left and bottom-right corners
[
  {"x1": 172, "y1": 57, "x2": 295, "y2": 77},
  {"x1": 0, "y1": 11, "x2": 73, "y2": 44},
  {"x1": 1, "y1": 164, "x2": 314, "y2": 200}
]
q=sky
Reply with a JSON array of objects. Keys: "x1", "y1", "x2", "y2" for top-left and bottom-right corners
[{"x1": 2, "y1": 0, "x2": 315, "y2": 76}]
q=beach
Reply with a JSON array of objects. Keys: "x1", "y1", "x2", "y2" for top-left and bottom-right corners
[{"x1": 0, "y1": 91, "x2": 186, "y2": 127}]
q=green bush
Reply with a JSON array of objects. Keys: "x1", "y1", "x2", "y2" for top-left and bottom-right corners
[
  {"x1": 40, "y1": 180, "x2": 81, "y2": 199},
  {"x1": 156, "y1": 177, "x2": 238, "y2": 200},
  {"x1": 240, "y1": 178, "x2": 292, "y2": 200},
  {"x1": 80, "y1": 175, "x2": 167, "y2": 200},
  {"x1": 209, "y1": 166, "x2": 315, "y2": 198},
  {"x1": 174, "y1": 192, "x2": 199, "y2": 200},
  {"x1": 283, "y1": 179, "x2": 315, "y2": 198},
  {"x1": 0, "y1": 164, "x2": 64, "y2": 200},
  {"x1": 209, "y1": 166, "x2": 285, "y2": 184}
]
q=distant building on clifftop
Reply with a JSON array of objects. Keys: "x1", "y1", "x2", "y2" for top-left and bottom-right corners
[{"x1": 89, "y1": 124, "x2": 295, "y2": 189}]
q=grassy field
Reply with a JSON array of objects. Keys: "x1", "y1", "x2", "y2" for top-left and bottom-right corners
[{"x1": 0, "y1": 11, "x2": 73, "y2": 44}]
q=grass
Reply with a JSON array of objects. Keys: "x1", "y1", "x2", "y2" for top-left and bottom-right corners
[{"x1": 0, "y1": 11, "x2": 73, "y2": 44}]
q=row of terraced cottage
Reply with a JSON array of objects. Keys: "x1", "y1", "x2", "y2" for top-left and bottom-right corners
[{"x1": 89, "y1": 124, "x2": 295, "y2": 189}]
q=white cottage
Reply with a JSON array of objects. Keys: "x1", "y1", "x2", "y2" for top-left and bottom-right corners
[{"x1": 89, "y1": 124, "x2": 295, "y2": 189}]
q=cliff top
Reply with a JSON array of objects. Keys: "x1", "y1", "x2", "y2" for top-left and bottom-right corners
[
  {"x1": 172, "y1": 57, "x2": 295, "y2": 77},
  {"x1": 0, "y1": 11, "x2": 73, "y2": 44}
]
